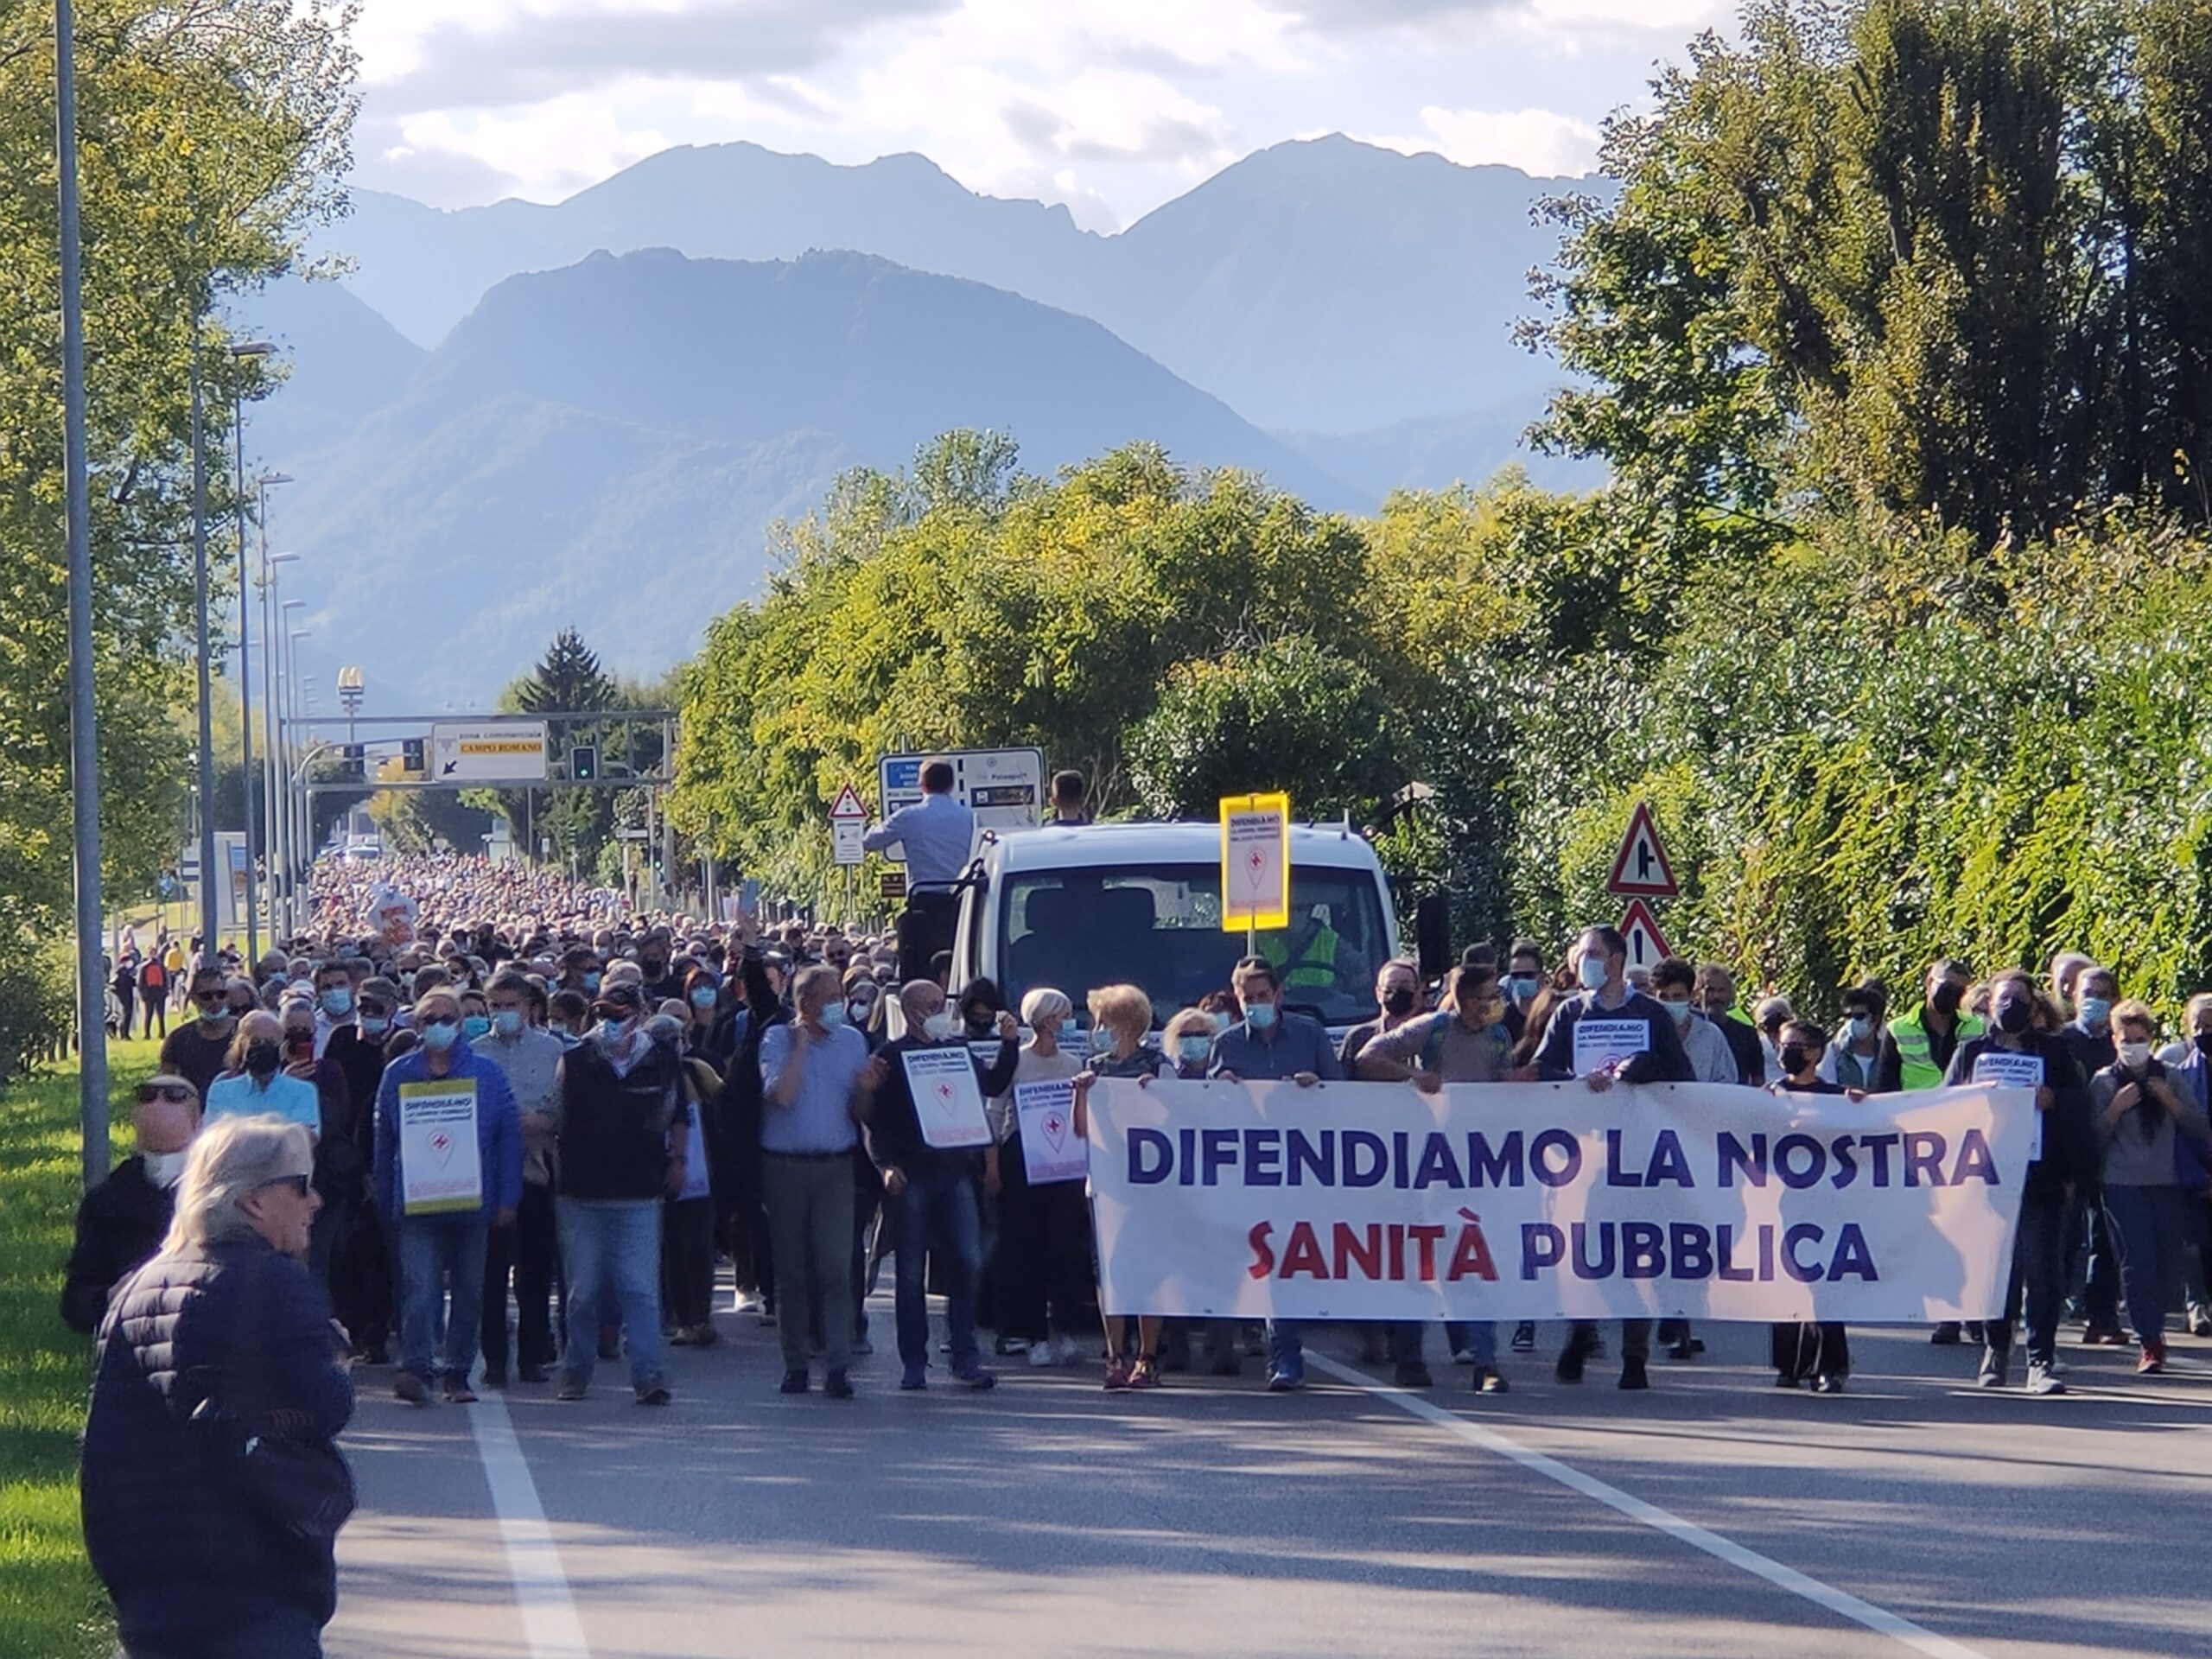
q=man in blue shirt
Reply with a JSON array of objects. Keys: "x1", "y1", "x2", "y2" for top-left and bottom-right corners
[
  {"x1": 864, "y1": 760, "x2": 976, "y2": 981},
  {"x1": 758, "y1": 964, "x2": 885, "y2": 1399},
  {"x1": 1210, "y1": 957, "x2": 1338, "y2": 1391}
]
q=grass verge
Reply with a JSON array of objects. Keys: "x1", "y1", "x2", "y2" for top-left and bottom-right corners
[{"x1": 0, "y1": 1038, "x2": 158, "y2": 1659}]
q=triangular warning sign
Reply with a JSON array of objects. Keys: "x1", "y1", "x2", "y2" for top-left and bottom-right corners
[
  {"x1": 828, "y1": 784, "x2": 868, "y2": 821},
  {"x1": 1606, "y1": 802, "x2": 1679, "y2": 897},
  {"x1": 1618, "y1": 899, "x2": 1673, "y2": 970}
]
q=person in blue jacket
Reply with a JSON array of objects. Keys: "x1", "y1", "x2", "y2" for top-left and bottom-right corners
[
  {"x1": 374, "y1": 987, "x2": 522, "y2": 1405},
  {"x1": 83, "y1": 1114, "x2": 355, "y2": 1658}
]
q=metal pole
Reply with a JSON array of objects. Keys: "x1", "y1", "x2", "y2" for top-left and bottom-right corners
[
  {"x1": 56, "y1": 0, "x2": 108, "y2": 1185},
  {"x1": 231, "y1": 387, "x2": 257, "y2": 966},
  {"x1": 262, "y1": 568, "x2": 283, "y2": 941},
  {"x1": 190, "y1": 327, "x2": 217, "y2": 957}
]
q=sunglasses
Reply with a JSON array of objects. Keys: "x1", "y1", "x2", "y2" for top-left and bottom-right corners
[
  {"x1": 194, "y1": 995, "x2": 226, "y2": 1009},
  {"x1": 135, "y1": 1084, "x2": 195, "y2": 1104},
  {"x1": 258, "y1": 1173, "x2": 311, "y2": 1198}
]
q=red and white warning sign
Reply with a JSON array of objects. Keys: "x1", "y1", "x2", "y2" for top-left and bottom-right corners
[{"x1": 1606, "y1": 802, "x2": 1680, "y2": 898}]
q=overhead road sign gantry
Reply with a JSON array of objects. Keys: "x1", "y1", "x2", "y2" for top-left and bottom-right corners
[{"x1": 430, "y1": 720, "x2": 549, "y2": 784}]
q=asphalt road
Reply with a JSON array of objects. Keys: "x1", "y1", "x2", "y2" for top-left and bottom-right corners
[{"x1": 327, "y1": 1301, "x2": 2212, "y2": 1659}]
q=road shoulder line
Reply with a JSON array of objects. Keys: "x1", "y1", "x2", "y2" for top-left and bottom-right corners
[
  {"x1": 1305, "y1": 1351, "x2": 1990, "y2": 1659},
  {"x1": 469, "y1": 1390, "x2": 594, "y2": 1659}
]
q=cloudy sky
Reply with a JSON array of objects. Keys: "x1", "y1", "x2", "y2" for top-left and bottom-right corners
[{"x1": 353, "y1": 0, "x2": 1733, "y2": 231}]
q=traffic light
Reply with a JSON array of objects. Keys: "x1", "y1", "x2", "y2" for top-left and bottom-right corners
[
  {"x1": 342, "y1": 743, "x2": 365, "y2": 779},
  {"x1": 401, "y1": 737, "x2": 425, "y2": 774},
  {"x1": 570, "y1": 745, "x2": 598, "y2": 782}
]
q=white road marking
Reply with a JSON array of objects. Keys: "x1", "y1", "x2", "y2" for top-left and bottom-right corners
[
  {"x1": 468, "y1": 1391, "x2": 593, "y2": 1659},
  {"x1": 1306, "y1": 1352, "x2": 1992, "y2": 1659}
]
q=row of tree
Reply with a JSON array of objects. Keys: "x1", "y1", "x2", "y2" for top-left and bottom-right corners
[
  {"x1": 1, "y1": 0, "x2": 353, "y2": 1071},
  {"x1": 671, "y1": 0, "x2": 2212, "y2": 1015}
]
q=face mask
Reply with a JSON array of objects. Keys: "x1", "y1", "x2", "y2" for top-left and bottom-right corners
[
  {"x1": 198, "y1": 1005, "x2": 229, "y2": 1027},
  {"x1": 1659, "y1": 995, "x2": 1693, "y2": 1028},
  {"x1": 1177, "y1": 1035, "x2": 1212, "y2": 1064},
  {"x1": 244, "y1": 1040, "x2": 282, "y2": 1078},
  {"x1": 492, "y1": 1010, "x2": 524, "y2": 1039},
  {"x1": 690, "y1": 987, "x2": 717, "y2": 1010},
  {"x1": 1847, "y1": 1014, "x2": 1873, "y2": 1043},
  {"x1": 922, "y1": 1011, "x2": 957, "y2": 1042},
  {"x1": 2195, "y1": 1032, "x2": 2212, "y2": 1058},
  {"x1": 598, "y1": 1019, "x2": 632, "y2": 1050},
  {"x1": 1211, "y1": 1012, "x2": 1232, "y2": 1036},
  {"x1": 143, "y1": 1148, "x2": 191, "y2": 1189},
  {"x1": 1058, "y1": 1018, "x2": 1080, "y2": 1046},
  {"x1": 2118, "y1": 1041, "x2": 2153, "y2": 1071},
  {"x1": 820, "y1": 1001, "x2": 848, "y2": 1030},
  {"x1": 1509, "y1": 975, "x2": 1540, "y2": 1002},
  {"x1": 1578, "y1": 957, "x2": 1609, "y2": 991},
  {"x1": 582, "y1": 972, "x2": 601, "y2": 993},
  {"x1": 1930, "y1": 982, "x2": 1963, "y2": 1015},
  {"x1": 1245, "y1": 1001, "x2": 1279, "y2": 1032},
  {"x1": 1090, "y1": 1026, "x2": 1116, "y2": 1053},
  {"x1": 321, "y1": 988, "x2": 352, "y2": 1017},
  {"x1": 420, "y1": 1020, "x2": 460, "y2": 1052},
  {"x1": 1779, "y1": 1043, "x2": 1812, "y2": 1076},
  {"x1": 1382, "y1": 986, "x2": 1417, "y2": 1017},
  {"x1": 359, "y1": 1015, "x2": 391, "y2": 1039},
  {"x1": 461, "y1": 1014, "x2": 492, "y2": 1041},
  {"x1": 1994, "y1": 999, "x2": 2032, "y2": 1036},
  {"x1": 2077, "y1": 996, "x2": 2112, "y2": 1028}
]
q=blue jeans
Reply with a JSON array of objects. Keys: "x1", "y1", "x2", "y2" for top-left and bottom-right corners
[
  {"x1": 893, "y1": 1166, "x2": 982, "y2": 1369},
  {"x1": 1267, "y1": 1319, "x2": 1305, "y2": 1378},
  {"x1": 1446, "y1": 1320, "x2": 1498, "y2": 1364},
  {"x1": 1986, "y1": 1193, "x2": 2066, "y2": 1368},
  {"x1": 2103, "y1": 1184, "x2": 2191, "y2": 1346},
  {"x1": 397, "y1": 1213, "x2": 489, "y2": 1386},
  {"x1": 557, "y1": 1198, "x2": 664, "y2": 1388}
]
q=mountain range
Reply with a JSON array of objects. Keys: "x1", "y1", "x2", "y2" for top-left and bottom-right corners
[{"x1": 240, "y1": 136, "x2": 1605, "y2": 707}]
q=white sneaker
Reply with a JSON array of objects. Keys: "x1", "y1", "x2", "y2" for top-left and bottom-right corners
[
  {"x1": 732, "y1": 1291, "x2": 763, "y2": 1315},
  {"x1": 1054, "y1": 1335, "x2": 1084, "y2": 1366},
  {"x1": 2024, "y1": 1362, "x2": 2066, "y2": 1396},
  {"x1": 1028, "y1": 1342, "x2": 1056, "y2": 1369}
]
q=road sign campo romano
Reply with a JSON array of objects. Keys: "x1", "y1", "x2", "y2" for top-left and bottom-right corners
[{"x1": 429, "y1": 721, "x2": 549, "y2": 784}]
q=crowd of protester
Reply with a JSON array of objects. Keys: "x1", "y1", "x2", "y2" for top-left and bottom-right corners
[{"x1": 66, "y1": 846, "x2": 2212, "y2": 1652}]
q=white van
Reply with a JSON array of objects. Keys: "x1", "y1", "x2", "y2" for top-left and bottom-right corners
[{"x1": 948, "y1": 821, "x2": 1401, "y2": 1038}]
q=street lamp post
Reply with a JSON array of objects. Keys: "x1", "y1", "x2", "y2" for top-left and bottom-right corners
[
  {"x1": 289, "y1": 627, "x2": 313, "y2": 910},
  {"x1": 277, "y1": 600, "x2": 304, "y2": 931},
  {"x1": 189, "y1": 317, "x2": 217, "y2": 958},
  {"x1": 262, "y1": 552, "x2": 296, "y2": 940},
  {"x1": 227, "y1": 346, "x2": 275, "y2": 967},
  {"x1": 55, "y1": 0, "x2": 108, "y2": 1183}
]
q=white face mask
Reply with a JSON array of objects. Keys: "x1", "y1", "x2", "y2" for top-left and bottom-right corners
[
  {"x1": 921, "y1": 1011, "x2": 957, "y2": 1042},
  {"x1": 1659, "y1": 996, "x2": 1694, "y2": 1029},
  {"x1": 2118, "y1": 1040, "x2": 2153, "y2": 1071},
  {"x1": 143, "y1": 1148, "x2": 191, "y2": 1188}
]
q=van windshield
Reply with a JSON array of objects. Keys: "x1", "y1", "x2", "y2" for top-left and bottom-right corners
[{"x1": 996, "y1": 861, "x2": 1392, "y2": 1031}]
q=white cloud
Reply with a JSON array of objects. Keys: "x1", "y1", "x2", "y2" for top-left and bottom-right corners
[
  {"x1": 1364, "y1": 105, "x2": 1601, "y2": 177},
  {"x1": 380, "y1": 98, "x2": 674, "y2": 203}
]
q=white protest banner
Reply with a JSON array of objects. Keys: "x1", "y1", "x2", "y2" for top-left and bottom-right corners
[
  {"x1": 1572, "y1": 1018, "x2": 1649, "y2": 1078},
  {"x1": 1088, "y1": 1079, "x2": 2039, "y2": 1324},
  {"x1": 399, "y1": 1079, "x2": 483, "y2": 1216},
  {"x1": 1014, "y1": 1079, "x2": 1087, "y2": 1185},
  {"x1": 902, "y1": 1046, "x2": 993, "y2": 1149}
]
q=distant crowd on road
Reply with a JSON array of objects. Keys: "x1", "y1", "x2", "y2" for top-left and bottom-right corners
[{"x1": 63, "y1": 823, "x2": 2212, "y2": 1656}]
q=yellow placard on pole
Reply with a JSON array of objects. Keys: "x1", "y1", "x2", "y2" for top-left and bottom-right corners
[{"x1": 1220, "y1": 792, "x2": 1291, "y2": 933}]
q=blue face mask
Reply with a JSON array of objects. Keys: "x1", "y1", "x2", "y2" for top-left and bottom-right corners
[
  {"x1": 359, "y1": 1014, "x2": 390, "y2": 1039},
  {"x1": 1245, "y1": 1001, "x2": 1279, "y2": 1032},
  {"x1": 420, "y1": 1020, "x2": 459, "y2": 1052},
  {"x1": 461, "y1": 1014, "x2": 491, "y2": 1041},
  {"x1": 819, "y1": 1001, "x2": 848, "y2": 1030},
  {"x1": 1578, "y1": 957, "x2": 1610, "y2": 991},
  {"x1": 1058, "y1": 1018, "x2": 1081, "y2": 1046},
  {"x1": 690, "y1": 987, "x2": 717, "y2": 1010},
  {"x1": 321, "y1": 988, "x2": 353, "y2": 1017},
  {"x1": 492, "y1": 1010, "x2": 524, "y2": 1039},
  {"x1": 1509, "y1": 975, "x2": 1541, "y2": 1001},
  {"x1": 1090, "y1": 1026, "x2": 1116, "y2": 1053},
  {"x1": 1211, "y1": 1011, "x2": 1232, "y2": 1036},
  {"x1": 582, "y1": 971, "x2": 601, "y2": 993},
  {"x1": 2078, "y1": 996, "x2": 2112, "y2": 1028},
  {"x1": 1176, "y1": 1035, "x2": 1212, "y2": 1064},
  {"x1": 598, "y1": 1018, "x2": 632, "y2": 1049}
]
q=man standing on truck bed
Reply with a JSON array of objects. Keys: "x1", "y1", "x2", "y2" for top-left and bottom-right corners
[{"x1": 865, "y1": 760, "x2": 976, "y2": 982}]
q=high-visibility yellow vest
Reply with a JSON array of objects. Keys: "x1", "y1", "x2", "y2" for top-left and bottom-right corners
[{"x1": 1890, "y1": 1004, "x2": 1983, "y2": 1090}]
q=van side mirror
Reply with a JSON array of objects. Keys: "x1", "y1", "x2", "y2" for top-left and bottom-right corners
[{"x1": 1414, "y1": 895, "x2": 1451, "y2": 980}]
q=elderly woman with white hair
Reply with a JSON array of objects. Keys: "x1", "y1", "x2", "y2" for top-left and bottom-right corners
[
  {"x1": 988, "y1": 987, "x2": 1090, "y2": 1369},
  {"x1": 81, "y1": 1114, "x2": 356, "y2": 1658}
]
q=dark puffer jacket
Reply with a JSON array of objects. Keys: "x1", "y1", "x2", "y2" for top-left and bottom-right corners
[
  {"x1": 81, "y1": 1236, "x2": 355, "y2": 1647},
  {"x1": 60, "y1": 1156, "x2": 175, "y2": 1335}
]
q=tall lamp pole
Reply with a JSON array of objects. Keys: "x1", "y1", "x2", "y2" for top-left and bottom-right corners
[
  {"x1": 55, "y1": 0, "x2": 107, "y2": 1183},
  {"x1": 276, "y1": 600, "x2": 304, "y2": 931},
  {"x1": 226, "y1": 346, "x2": 274, "y2": 967},
  {"x1": 261, "y1": 544, "x2": 296, "y2": 941}
]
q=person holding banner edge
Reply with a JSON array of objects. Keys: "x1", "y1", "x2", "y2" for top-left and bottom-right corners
[{"x1": 1531, "y1": 925, "x2": 1694, "y2": 1391}]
